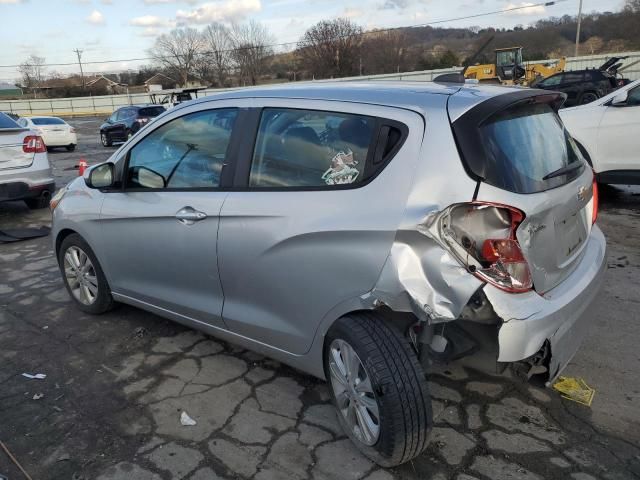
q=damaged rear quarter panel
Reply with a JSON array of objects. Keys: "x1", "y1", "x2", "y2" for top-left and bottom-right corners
[{"x1": 370, "y1": 99, "x2": 484, "y2": 324}]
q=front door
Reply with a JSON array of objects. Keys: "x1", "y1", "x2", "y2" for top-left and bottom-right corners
[
  {"x1": 99, "y1": 106, "x2": 239, "y2": 327},
  {"x1": 597, "y1": 84, "x2": 640, "y2": 172}
]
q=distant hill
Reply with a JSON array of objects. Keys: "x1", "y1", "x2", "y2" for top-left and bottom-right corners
[{"x1": 267, "y1": 7, "x2": 640, "y2": 80}]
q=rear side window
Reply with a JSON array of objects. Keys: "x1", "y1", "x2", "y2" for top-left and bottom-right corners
[
  {"x1": 126, "y1": 108, "x2": 237, "y2": 189},
  {"x1": 32, "y1": 117, "x2": 65, "y2": 125},
  {"x1": 479, "y1": 103, "x2": 584, "y2": 193},
  {"x1": 249, "y1": 108, "x2": 404, "y2": 188},
  {"x1": 139, "y1": 106, "x2": 166, "y2": 117}
]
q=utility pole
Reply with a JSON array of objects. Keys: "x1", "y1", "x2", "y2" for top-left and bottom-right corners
[
  {"x1": 574, "y1": 0, "x2": 583, "y2": 58},
  {"x1": 73, "y1": 48, "x2": 85, "y2": 89}
]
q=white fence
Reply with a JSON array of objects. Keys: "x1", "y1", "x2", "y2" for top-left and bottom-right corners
[{"x1": 1, "y1": 51, "x2": 638, "y2": 117}]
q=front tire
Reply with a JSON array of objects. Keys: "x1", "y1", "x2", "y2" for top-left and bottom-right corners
[
  {"x1": 325, "y1": 312, "x2": 432, "y2": 467},
  {"x1": 100, "y1": 132, "x2": 112, "y2": 147},
  {"x1": 58, "y1": 233, "x2": 114, "y2": 314}
]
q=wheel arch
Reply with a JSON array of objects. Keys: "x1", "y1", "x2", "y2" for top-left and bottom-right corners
[{"x1": 55, "y1": 228, "x2": 78, "y2": 257}]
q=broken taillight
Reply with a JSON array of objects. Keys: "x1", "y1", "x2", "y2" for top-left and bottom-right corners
[
  {"x1": 438, "y1": 202, "x2": 533, "y2": 293},
  {"x1": 23, "y1": 135, "x2": 46, "y2": 153}
]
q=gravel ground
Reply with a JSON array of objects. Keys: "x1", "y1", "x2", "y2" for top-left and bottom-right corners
[{"x1": 1, "y1": 117, "x2": 639, "y2": 480}]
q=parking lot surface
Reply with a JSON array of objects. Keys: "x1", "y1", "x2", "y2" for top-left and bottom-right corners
[{"x1": 1, "y1": 117, "x2": 639, "y2": 480}]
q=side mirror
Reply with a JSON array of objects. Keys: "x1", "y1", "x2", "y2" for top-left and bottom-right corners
[
  {"x1": 86, "y1": 162, "x2": 115, "y2": 189},
  {"x1": 611, "y1": 91, "x2": 628, "y2": 106}
]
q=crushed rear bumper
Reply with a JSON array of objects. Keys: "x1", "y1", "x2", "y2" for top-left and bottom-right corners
[{"x1": 485, "y1": 225, "x2": 607, "y2": 383}]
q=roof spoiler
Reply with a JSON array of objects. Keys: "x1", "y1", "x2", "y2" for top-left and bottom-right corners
[{"x1": 433, "y1": 73, "x2": 467, "y2": 84}]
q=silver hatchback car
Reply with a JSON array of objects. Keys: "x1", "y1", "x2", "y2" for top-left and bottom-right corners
[{"x1": 52, "y1": 82, "x2": 606, "y2": 466}]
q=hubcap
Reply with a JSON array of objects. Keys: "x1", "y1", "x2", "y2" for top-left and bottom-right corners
[
  {"x1": 101, "y1": 133, "x2": 107, "y2": 145},
  {"x1": 329, "y1": 339, "x2": 380, "y2": 446},
  {"x1": 63, "y1": 246, "x2": 98, "y2": 305}
]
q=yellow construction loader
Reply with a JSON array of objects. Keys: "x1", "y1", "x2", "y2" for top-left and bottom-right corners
[{"x1": 463, "y1": 45, "x2": 566, "y2": 86}]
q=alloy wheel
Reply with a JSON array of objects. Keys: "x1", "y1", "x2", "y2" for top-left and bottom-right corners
[
  {"x1": 329, "y1": 338, "x2": 381, "y2": 446},
  {"x1": 63, "y1": 246, "x2": 98, "y2": 305}
]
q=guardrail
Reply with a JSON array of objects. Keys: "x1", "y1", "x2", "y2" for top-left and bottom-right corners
[{"x1": 1, "y1": 51, "x2": 638, "y2": 117}]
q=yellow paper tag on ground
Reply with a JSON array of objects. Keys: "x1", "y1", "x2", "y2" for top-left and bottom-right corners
[{"x1": 552, "y1": 376, "x2": 595, "y2": 406}]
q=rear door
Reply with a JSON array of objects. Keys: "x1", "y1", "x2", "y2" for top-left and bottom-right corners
[
  {"x1": 596, "y1": 84, "x2": 640, "y2": 172},
  {"x1": 217, "y1": 100, "x2": 425, "y2": 355},
  {"x1": 99, "y1": 102, "x2": 242, "y2": 328},
  {"x1": 452, "y1": 94, "x2": 594, "y2": 294}
]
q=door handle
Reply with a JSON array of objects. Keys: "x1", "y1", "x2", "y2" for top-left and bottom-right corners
[{"x1": 176, "y1": 206, "x2": 207, "y2": 225}]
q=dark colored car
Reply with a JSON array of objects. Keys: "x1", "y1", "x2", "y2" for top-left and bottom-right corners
[
  {"x1": 533, "y1": 57, "x2": 630, "y2": 107},
  {"x1": 99, "y1": 105, "x2": 166, "y2": 147}
]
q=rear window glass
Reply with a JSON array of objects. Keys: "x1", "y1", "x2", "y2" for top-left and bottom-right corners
[
  {"x1": 32, "y1": 117, "x2": 65, "y2": 125},
  {"x1": 479, "y1": 103, "x2": 585, "y2": 193},
  {"x1": 249, "y1": 108, "x2": 376, "y2": 188},
  {"x1": 139, "y1": 107, "x2": 166, "y2": 117},
  {"x1": 0, "y1": 112, "x2": 19, "y2": 129}
]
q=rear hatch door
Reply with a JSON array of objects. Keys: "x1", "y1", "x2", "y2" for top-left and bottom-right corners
[{"x1": 451, "y1": 91, "x2": 595, "y2": 293}]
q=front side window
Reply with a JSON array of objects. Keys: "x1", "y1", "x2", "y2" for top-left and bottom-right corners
[
  {"x1": 540, "y1": 75, "x2": 561, "y2": 87},
  {"x1": 126, "y1": 108, "x2": 237, "y2": 190},
  {"x1": 249, "y1": 108, "x2": 376, "y2": 188}
]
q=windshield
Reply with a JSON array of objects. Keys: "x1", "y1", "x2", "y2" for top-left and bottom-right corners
[
  {"x1": 479, "y1": 103, "x2": 585, "y2": 193},
  {"x1": 139, "y1": 107, "x2": 165, "y2": 117},
  {"x1": 32, "y1": 117, "x2": 65, "y2": 125}
]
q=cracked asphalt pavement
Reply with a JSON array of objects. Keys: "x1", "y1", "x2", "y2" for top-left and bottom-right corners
[{"x1": 1, "y1": 117, "x2": 639, "y2": 480}]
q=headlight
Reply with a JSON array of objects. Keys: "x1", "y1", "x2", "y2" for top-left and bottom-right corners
[{"x1": 50, "y1": 186, "x2": 68, "y2": 211}]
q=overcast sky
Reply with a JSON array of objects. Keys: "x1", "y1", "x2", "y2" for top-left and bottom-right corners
[{"x1": 0, "y1": 0, "x2": 625, "y2": 82}]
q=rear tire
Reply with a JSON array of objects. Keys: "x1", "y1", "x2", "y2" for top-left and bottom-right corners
[
  {"x1": 24, "y1": 196, "x2": 49, "y2": 209},
  {"x1": 324, "y1": 312, "x2": 432, "y2": 467},
  {"x1": 580, "y1": 92, "x2": 598, "y2": 104},
  {"x1": 100, "y1": 132, "x2": 112, "y2": 147},
  {"x1": 66, "y1": 144, "x2": 76, "y2": 152},
  {"x1": 58, "y1": 233, "x2": 114, "y2": 314}
]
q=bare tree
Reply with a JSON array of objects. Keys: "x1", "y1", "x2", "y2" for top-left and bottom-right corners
[
  {"x1": 17, "y1": 55, "x2": 46, "y2": 89},
  {"x1": 149, "y1": 28, "x2": 204, "y2": 87},
  {"x1": 361, "y1": 29, "x2": 409, "y2": 74},
  {"x1": 200, "y1": 23, "x2": 233, "y2": 87},
  {"x1": 297, "y1": 18, "x2": 363, "y2": 79},
  {"x1": 625, "y1": 0, "x2": 640, "y2": 12},
  {"x1": 229, "y1": 20, "x2": 274, "y2": 86}
]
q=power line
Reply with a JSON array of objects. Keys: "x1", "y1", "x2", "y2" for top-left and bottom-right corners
[{"x1": 0, "y1": 0, "x2": 569, "y2": 70}]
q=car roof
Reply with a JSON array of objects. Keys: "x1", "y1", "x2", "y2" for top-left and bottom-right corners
[
  {"x1": 177, "y1": 81, "x2": 522, "y2": 120},
  {"x1": 31, "y1": 116, "x2": 64, "y2": 120}
]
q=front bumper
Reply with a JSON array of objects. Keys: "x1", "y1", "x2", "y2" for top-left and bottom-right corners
[{"x1": 485, "y1": 225, "x2": 607, "y2": 383}]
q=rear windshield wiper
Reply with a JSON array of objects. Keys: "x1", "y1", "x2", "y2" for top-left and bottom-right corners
[{"x1": 542, "y1": 161, "x2": 583, "y2": 181}]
